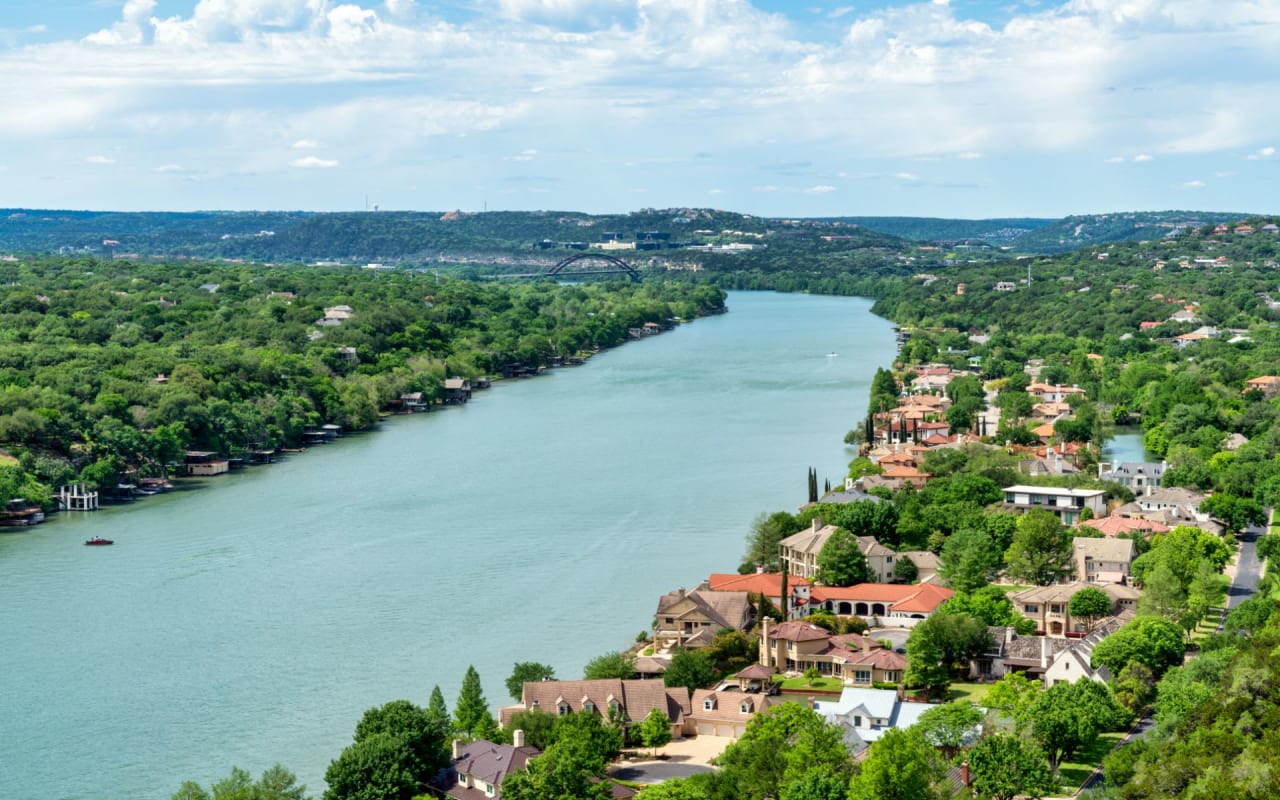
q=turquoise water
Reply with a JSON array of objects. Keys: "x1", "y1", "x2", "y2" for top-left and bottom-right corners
[
  {"x1": 1104, "y1": 429, "x2": 1154, "y2": 464},
  {"x1": 0, "y1": 292, "x2": 896, "y2": 799}
]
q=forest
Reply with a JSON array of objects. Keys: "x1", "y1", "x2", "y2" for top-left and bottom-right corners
[{"x1": 0, "y1": 257, "x2": 725, "y2": 508}]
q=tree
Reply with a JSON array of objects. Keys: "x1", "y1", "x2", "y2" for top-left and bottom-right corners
[
  {"x1": 172, "y1": 765, "x2": 310, "y2": 800},
  {"x1": 741, "y1": 511, "x2": 801, "y2": 572},
  {"x1": 1199, "y1": 492, "x2": 1266, "y2": 533},
  {"x1": 913, "y1": 701, "x2": 983, "y2": 760},
  {"x1": 893, "y1": 555, "x2": 919, "y2": 583},
  {"x1": 815, "y1": 527, "x2": 870, "y2": 586},
  {"x1": 637, "y1": 708, "x2": 672, "y2": 756},
  {"x1": 940, "y1": 586, "x2": 1036, "y2": 634},
  {"x1": 1004, "y1": 509, "x2": 1073, "y2": 586},
  {"x1": 1112, "y1": 662, "x2": 1157, "y2": 716},
  {"x1": 715, "y1": 703, "x2": 851, "y2": 800},
  {"x1": 984, "y1": 671, "x2": 1043, "y2": 733},
  {"x1": 583, "y1": 651, "x2": 637, "y2": 680},
  {"x1": 500, "y1": 709, "x2": 558, "y2": 750},
  {"x1": 353, "y1": 700, "x2": 449, "y2": 785},
  {"x1": 1136, "y1": 562, "x2": 1186, "y2": 618},
  {"x1": 453, "y1": 666, "x2": 499, "y2": 741},
  {"x1": 1068, "y1": 586, "x2": 1112, "y2": 631},
  {"x1": 663, "y1": 649, "x2": 717, "y2": 694},
  {"x1": 323, "y1": 732, "x2": 417, "y2": 800},
  {"x1": 506, "y1": 662, "x2": 556, "y2": 702},
  {"x1": 967, "y1": 733, "x2": 1057, "y2": 800},
  {"x1": 847, "y1": 727, "x2": 946, "y2": 800},
  {"x1": 1090, "y1": 615, "x2": 1185, "y2": 677},
  {"x1": 425, "y1": 686, "x2": 450, "y2": 737},
  {"x1": 940, "y1": 527, "x2": 1002, "y2": 593},
  {"x1": 1030, "y1": 680, "x2": 1129, "y2": 770}
]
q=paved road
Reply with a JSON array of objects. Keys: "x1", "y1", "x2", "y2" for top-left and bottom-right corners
[
  {"x1": 1227, "y1": 524, "x2": 1264, "y2": 610},
  {"x1": 611, "y1": 762, "x2": 714, "y2": 783}
]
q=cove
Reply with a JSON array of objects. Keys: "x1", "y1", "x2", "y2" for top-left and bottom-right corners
[{"x1": 0, "y1": 291, "x2": 896, "y2": 799}]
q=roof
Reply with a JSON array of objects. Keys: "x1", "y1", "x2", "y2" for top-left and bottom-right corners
[
  {"x1": 856, "y1": 536, "x2": 895, "y2": 558},
  {"x1": 813, "y1": 487, "x2": 883, "y2": 505},
  {"x1": 814, "y1": 688, "x2": 941, "y2": 741},
  {"x1": 449, "y1": 740, "x2": 539, "y2": 793},
  {"x1": 810, "y1": 582, "x2": 954, "y2": 613},
  {"x1": 779, "y1": 523, "x2": 840, "y2": 557},
  {"x1": 1073, "y1": 537, "x2": 1135, "y2": 563},
  {"x1": 1139, "y1": 487, "x2": 1207, "y2": 507},
  {"x1": 706, "y1": 573, "x2": 811, "y2": 596},
  {"x1": 655, "y1": 588, "x2": 753, "y2": 631},
  {"x1": 899, "y1": 550, "x2": 941, "y2": 570},
  {"x1": 768, "y1": 620, "x2": 832, "y2": 642},
  {"x1": 1003, "y1": 484, "x2": 1105, "y2": 499},
  {"x1": 732, "y1": 664, "x2": 775, "y2": 681},
  {"x1": 1099, "y1": 461, "x2": 1166, "y2": 479},
  {"x1": 690, "y1": 689, "x2": 784, "y2": 723},
  {"x1": 1009, "y1": 581, "x2": 1141, "y2": 605},
  {"x1": 1081, "y1": 516, "x2": 1170, "y2": 537},
  {"x1": 514, "y1": 679, "x2": 690, "y2": 726}
]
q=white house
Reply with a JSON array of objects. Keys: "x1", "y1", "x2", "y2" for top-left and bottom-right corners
[
  {"x1": 813, "y1": 688, "x2": 944, "y2": 755},
  {"x1": 1002, "y1": 485, "x2": 1107, "y2": 525}
]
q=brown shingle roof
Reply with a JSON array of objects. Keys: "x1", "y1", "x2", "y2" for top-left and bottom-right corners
[{"x1": 509, "y1": 679, "x2": 690, "y2": 727}]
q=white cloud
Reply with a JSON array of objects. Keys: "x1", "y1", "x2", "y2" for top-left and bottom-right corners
[
  {"x1": 84, "y1": 0, "x2": 155, "y2": 45},
  {"x1": 1180, "y1": 179, "x2": 1205, "y2": 189},
  {"x1": 1247, "y1": 146, "x2": 1277, "y2": 160},
  {"x1": 85, "y1": 155, "x2": 115, "y2": 164},
  {"x1": 957, "y1": 151, "x2": 983, "y2": 160},
  {"x1": 1133, "y1": 153, "x2": 1153, "y2": 161},
  {"x1": 1104, "y1": 156, "x2": 1126, "y2": 163},
  {"x1": 292, "y1": 139, "x2": 321, "y2": 150},
  {"x1": 153, "y1": 164, "x2": 185, "y2": 173},
  {"x1": 291, "y1": 155, "x2": 340, "y2": 168},
  {"x1": 805, "y1": 184, "x2": 836, "y2": 193},
  {"x1": 708, "y1": 188, "x2": 722, "y2": 194},
  {"x1": 505, "y1": 149, "x2": 538, "y2": 161},
  {"x1": 895, "y1": 172, "x2": 921, "y2": 181}
]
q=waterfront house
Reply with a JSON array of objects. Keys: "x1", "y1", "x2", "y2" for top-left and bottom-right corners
[
  {"x1": 500, "y1": 679, "x2": 691, "y2": 738},
  {"x1": 1008, "y1": 582, "x2": 1139, "y2": 637},
  {"x1": 184, "y1": 450, "x2": 229, "y2": 476},
  {"x1": 1001, "y1": 485, "x2": 1106, "y2": 526},
  {"x1": 1097, "y1": 460, "x2": 1166, "y2": 495},
  {"x1": 757, "y1": 619, "x2": 907, "y2": 685},
  {"x1": 814, "y1": 688, "x2": 945, "y2": 755},
  {"x1": 809, "y1": 582, "x2": 954, "y2": 624},
  {"x1": 444, "y1": 378, "x2": 472, "y2": 404},
  {"x1": 704, "y1": 572, "x2": 811, "y2": 618},
  {"x1": 653, "y1": 588, "x2": 753, "y2": 650},
  {"x1": 439, "y1": 735, "x2": 539, "y2": 800},
  {"x1": 778, "y1": 519, "x2": 840, "y2": 580},
  {"x1": 1073, "y1": 537, "x2": 1135, "y2": 584}
]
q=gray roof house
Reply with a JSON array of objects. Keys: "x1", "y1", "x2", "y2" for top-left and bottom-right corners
[{"x1": 814, "y1": 688, "x2": 945, "y2": 755}]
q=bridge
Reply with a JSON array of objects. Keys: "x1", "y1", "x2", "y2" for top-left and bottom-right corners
[{"x1": 489, "y1": 253, "x2": 641, "y2": 282}]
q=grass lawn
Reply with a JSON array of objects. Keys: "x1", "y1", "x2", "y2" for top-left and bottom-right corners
[
  {"x1": 1190, "y1": 609, "x2": 1223, "y2": 643},
  {"x1": 947, "y1": 682, "x2": 993, "y2": 705},
  {"x1": 775, "y1": 675, "x2": 845, "y2": 692},
  {"x1": 1056, "y1": 732, "x2": 1125, "y2": 792}
]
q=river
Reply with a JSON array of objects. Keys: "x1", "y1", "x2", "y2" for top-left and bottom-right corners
[{"x1": 0, "y1": 291, "x2": 896, "y2": 800}]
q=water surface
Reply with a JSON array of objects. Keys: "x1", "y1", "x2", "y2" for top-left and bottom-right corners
[{"x1": 0, "y1": 291, "x2": 896, "y2": 799}]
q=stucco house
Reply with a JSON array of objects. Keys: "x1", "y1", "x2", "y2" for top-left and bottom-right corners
[
  {"x1": 1097, "y1": 461, "x2": 1166, "y2": 496},
  {"x1": 1073, "y1": 537, "x2": 1135, "y2": 585},
  {"x1": 779, "y1": 520, "x2": 840, "y2": 580},
  {"x1": 653, "y1": 588, "x2": 754, "y2": 650},
  {"x1": 688, "y1": 689, "x2": 785, "y2": 738},
  {"x1": 809, "y1": 582, "x2": 954, "y2": 624},
  {"x1": 704, "y1": 572, "x2": 811, "y2": 618},
  {"x1": 1008, "y1": 582, "x2": 1139, "y2": 637},
  {"x1": 757, "y1": 619, "x2": 907, "y2": 685}
]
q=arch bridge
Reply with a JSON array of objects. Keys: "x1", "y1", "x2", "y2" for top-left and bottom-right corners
[{"x1": 493, "y1": 253, "x2": 641, "y2": 282}]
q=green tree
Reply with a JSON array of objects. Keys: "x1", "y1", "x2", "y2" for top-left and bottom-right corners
[
  {"x1": 1004, "y1": 509, "x2": 1073, "y2": 586},
  {"x1": 663, "y1": 649, "x2": 717, "y2": 694},
  {"x1": 323, "y1": 732, "x2": 417, "y2": 800},
  {"x1": 940, "y1": 527, "x2": 1002, "y2": 593},
  {"x1": 425, "y1": 686, "x2": 450, "y2": 737},
  {"x1": 940, "y1": 585, "x2": 1037, "y2": 633},
  {"x1": 893, "y1": 555, "x2": 919, "y2": 583},
  {"x1": 583, "y1": 651, "x2": 637, "y2": 680},
  {"x1": 984, "y1": 671, "x2": 1043, "y2": 734},
  {"x1": 741, "y1": 511, "x2": 801, "y2": 572},
  {"x1": 967, "y1": 733, "x2": 1057, "y2": 800},
  {"x1": 815, "y1": 527, "x2": 870, "y2": 586},
  {"x1": 500, "y1": 709, "x2": 557, "y2": 750},
  {"x1": 350, "y1": 699, "x2": 449, "y2": 789},
  {"x1": 1030, "y1": 680, "x2": 1129, "y2": 770},
  {"x1": 453, "y1": 666, "x2": 499, "y2": 741},
  {"x1": 1068, "y1": 586, "x2": 1113, "y2": 631},
  {"x1": 913, "y1": 700, "x2": 983, "y2": 760},
  {"x1": 716, "y1": 703, "x2": 851, "y2": 800},
  {"x1": 637, "y1": 708, "x2": 672, "y2": 756},
  {"x1": 1090, "y1": 615, "x2": 1185, "y2": 677},
  {"x1": 172, "y1": 765, "x2": 310, "y2": 800},
  {"x1": 848, "y1": 727, "x2": 946, "y2": 800},
  {"x1": 506, "y1": 662, "x2": 556, "y2": 702}
]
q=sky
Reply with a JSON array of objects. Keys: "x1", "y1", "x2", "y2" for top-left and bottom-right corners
[{"x1": 0, "y1": 0, "x2": 1277, "y2": 218}]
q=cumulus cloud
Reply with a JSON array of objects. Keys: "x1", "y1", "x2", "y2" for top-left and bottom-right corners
[
  {"x1": 895, "y1": 172, "x2": 921, "y2": 181},
  {"x1": 85, "y1": 155, "x2": 115, "y2": 164},
  {"x1": 1180, "y1": 179, "x2": 1205, "y2": 189},
  {"x1": 1247, "y1": 146, "x2": 1277, "y2": 160},
  {"x1": 505, "y1": 149, "x2": 538, "y2": 161},
  {"x1": 291, "y1": 155, "x2": 340, "y2": 168},
  {"x1": 1134, "y1": 153, "x2": 1153, "y2": 161},
  {"x1": 292, "y1": 139, "x2": 321, "y2": 149},
  {"x1": 84, "y1": 0, "x2": 156, "y2": 45},
  {"x1": 805, "y1": 184, "x2": 836, "y2": 193}
]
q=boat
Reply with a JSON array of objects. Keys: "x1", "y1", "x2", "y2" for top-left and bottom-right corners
[
  {"x1": 84, "y1": 537, "x2": 114, "y2": 546},
  {"x1": 826, "y1": 352, "x2": 838, "y2": 358}
]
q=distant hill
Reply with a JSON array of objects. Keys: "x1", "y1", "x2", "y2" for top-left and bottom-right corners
[
  {"x1": 0, "y1": 207, "x2": 1259, "y2": 261},
  {"x1": 1010, "y1": 210, "x2": 1249, "y2": 253}
]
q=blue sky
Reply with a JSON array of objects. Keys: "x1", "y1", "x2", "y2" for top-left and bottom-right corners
[{"x1": 0, "y1": 0, "x2": 1276, "y2": 217}]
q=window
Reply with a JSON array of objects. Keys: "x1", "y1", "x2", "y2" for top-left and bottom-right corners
[
  {"x1": 853, "y1": 715, "x2": 863, "y2": 727},
  {"x1": 583, "y1": 700, "x2": 594, "y2": 713},
  {"x1": 703, "y1": 698, "x2": 715, "y2": 711},
  {"x1": 740, "y1": 702, "x2": 751, "y2": 713},
  {"x1": 557, "y1": 703, "x2": 569, "y2": 716},
  {"x1": 884, "y1": 671, "x2": 900, "y2": 682},
  {"x1": 854, "y1": 670, "x2": 871, "y2": 683},
  {"x1": 1024, "y1": 604, "x2": 1039, "y2": 613},
  {"x1": 1050, "y1": 604, "x2": 1062, "y2": 614}
]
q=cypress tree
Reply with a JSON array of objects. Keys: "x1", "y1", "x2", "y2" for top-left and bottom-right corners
[
  {"x1": 426, "y1": 685, "x2": 450, "y2": 738},
  {"x1": 453, "y1": 666, "x2": 499, "y2": 742}
]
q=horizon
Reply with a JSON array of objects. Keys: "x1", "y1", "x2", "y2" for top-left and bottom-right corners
[{"x1": 1, "y1": 1, "x2": 1276, "y2": 218}]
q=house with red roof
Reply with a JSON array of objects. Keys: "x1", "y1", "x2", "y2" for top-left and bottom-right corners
[
  {"x1": 809, "y1": 582, "x2": 954, "y2": 624},
  {"x1": 705, "y1": 572, "x2": 812, "y2": 618}
]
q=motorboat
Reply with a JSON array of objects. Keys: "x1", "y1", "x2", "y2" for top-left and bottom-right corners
[{"x1": 84, "y1": 537, "x2": 114, "y2": 546}]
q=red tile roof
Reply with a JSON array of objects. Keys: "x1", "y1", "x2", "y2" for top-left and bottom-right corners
[{"x1": 707, "y1": 573, "x2": 811, "y2": 595}]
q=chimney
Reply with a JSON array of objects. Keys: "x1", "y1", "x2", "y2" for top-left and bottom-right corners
[
  {"x1": 961, "y1": 761, "x2": 971, "y2": 787},
  {"x1": 452, "y1": 738, "x2": 461, "y2": 760},
  {"x1": 808, "y1": 695, "x2": 816, "y2": 710},
  {"x1": 812, "y1": 517, "x2": 821, "y2": 532},
  {"x1": 513, "y1": 729, "x2": 525, "y2": 748},
  {"x1": 896, "y1": 684, "x2": 905, "y2": 702},
  {"x1": 1041, "y1": 636, "x2": 1049, "y2": 669}
]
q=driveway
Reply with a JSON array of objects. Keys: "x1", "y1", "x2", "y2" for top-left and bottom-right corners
[
  {"x1": 1227, "y1": 524, "x2": 1263, "y2": 610},
  {"x1": 610, "y1": 762, "x2": 715, "y2": 783},
  {"x1": 869, "y1": 627, "x2": 911, "y2": 652}
]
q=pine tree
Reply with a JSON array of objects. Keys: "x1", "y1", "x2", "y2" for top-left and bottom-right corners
[
  {"x1": 453, "y1": 666, "x2": 499, "y2": 742},
  {"x1": 426, "y1": 685, "x2": 450, "y2": 737}
]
